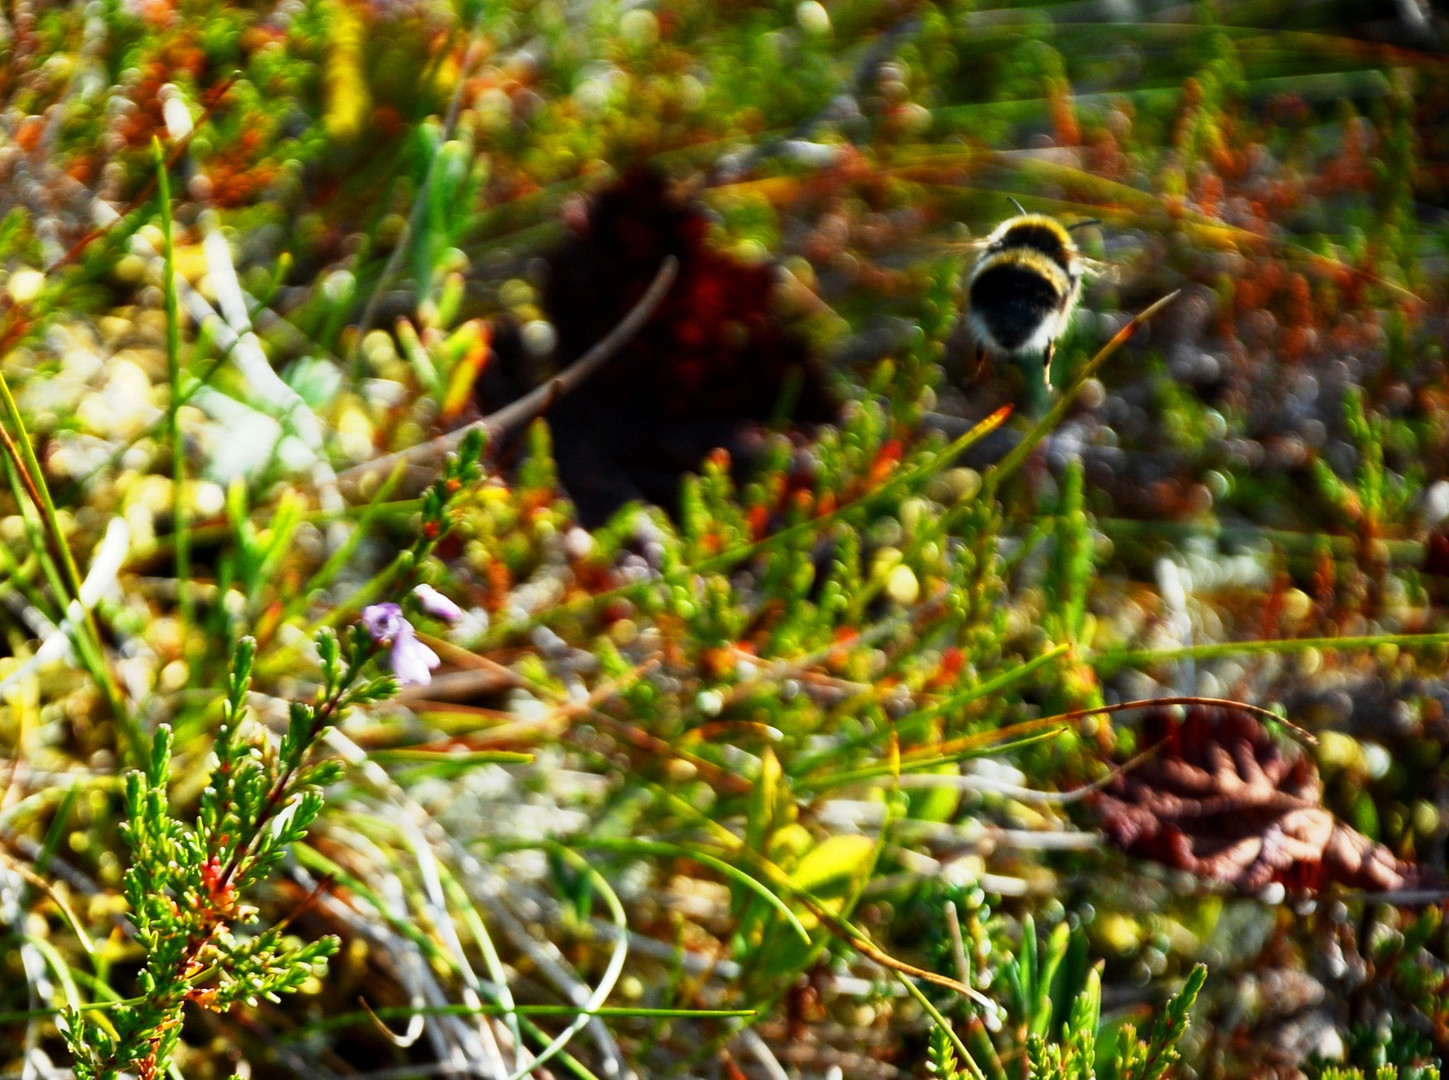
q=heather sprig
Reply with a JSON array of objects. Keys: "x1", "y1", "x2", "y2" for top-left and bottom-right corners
[{"x1": 60, "y1": 624, "x2": 400, "y2": 1080}]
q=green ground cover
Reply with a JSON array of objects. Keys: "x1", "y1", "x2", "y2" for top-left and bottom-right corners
[{"x1": 2, "y1": 0, "x2": 1449, "y2": 1076}]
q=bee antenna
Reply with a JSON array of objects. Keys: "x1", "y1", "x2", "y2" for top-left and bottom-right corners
[
  {"x1": 1068, "y1": 218, "x2": 1102, "y2": 231},
  {"x1": 1008, "y1": 197, "x2": 1028, "y2": 216}
]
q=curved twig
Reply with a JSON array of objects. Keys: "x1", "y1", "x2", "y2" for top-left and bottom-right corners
[
  {"x1": 802, "y1": 899, "x2": 993, "y2": 1009},
  {"x1": 1043, "y1": 693, "x2": 1317, "y2": 747},
  {"x1": 340, "y1": 255, "x2": 679, "y2": 491},
  {"x1": 892, "y1": 738, "x2": 1166, "y2": 805},
  {"x1": 983, "y1": 289, "x2": 1181, "y2": 495},
  {"x1": 359, "y1": 995, "x2": 424, "y2": 1048},
  {"x1": 482, "y1": 254, "x2": 679, "y2": 437}
]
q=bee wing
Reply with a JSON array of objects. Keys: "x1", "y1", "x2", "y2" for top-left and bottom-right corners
[
  {"x1": 1078, "y1": 254, "x2": 1115, "y2": 284},
  {"x1": 910, "y1": 234, "x2": 988, "y2": 259}
]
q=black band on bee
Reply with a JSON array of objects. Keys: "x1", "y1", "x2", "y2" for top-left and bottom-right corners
[
  {"x1": 968, "y1": 259, "x2": 1066, "y2": 351},
  {"x1": 987, "y1": 220, "x2": 1076, "y2": 275}
]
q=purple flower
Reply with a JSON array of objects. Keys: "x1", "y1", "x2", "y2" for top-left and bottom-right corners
[
  {"x1": 388, "y1": 629, "x2": 440, "y2": 687},
  {"x1": 413, "y1": 583, "x2": 463, "y2": 623},
  {"x1": 361, "y1": 602, "x2": 407, "y2": 644},
  {"x1": 360, "y1": 601, "x2": 440, "y2": 687}
]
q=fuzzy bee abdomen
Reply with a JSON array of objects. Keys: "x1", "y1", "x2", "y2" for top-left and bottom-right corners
[{"x1": 967, "y1": 262, "x2": 1065, "y2": 351}]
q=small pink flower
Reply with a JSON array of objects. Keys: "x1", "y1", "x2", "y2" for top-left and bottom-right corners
[
  {"x1": 389, "y1": 629, "x2": 441, "y2": 687},
  {"x1": 361, "y1": 601, "x2": 440, "y2": 687},
  {"x1": 413, "y1": 583, "x2": 463, "y2": 623},
  {"x1": 361, "y1": 602, "x2": 406, "y2": 644}
]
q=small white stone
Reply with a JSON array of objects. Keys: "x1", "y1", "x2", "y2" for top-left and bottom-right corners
[
  {"x1": 886, "y1": 564, "x2": 920, "y2": 605},
  {"x1": 321, "y1": 269, "x2": 355, "y2": 303},
  {"x1": 619, "y1": 8, "x2": 659, "y2": 46},
  {"x1": 796, "y1": 0, "x2": 831, "y2": 35},
  {"x1": 8, "y1": 269, "x2": 44, "y2": 303},
  {"x1": 521, "y1": 319, "x2": 557, "y2": 357},
  {"x1": 564, "y1": 526, "x2": 595, "y2": 560}
]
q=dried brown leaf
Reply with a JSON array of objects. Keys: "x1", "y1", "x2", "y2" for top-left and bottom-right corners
[{"x1": 1092, "y1": 705, "x2": 1418, "y2": 893}]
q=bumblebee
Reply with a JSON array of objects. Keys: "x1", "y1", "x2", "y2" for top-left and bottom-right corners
[{"x1": 966, "y1": 200, "x2": 1091, "y2": 391}]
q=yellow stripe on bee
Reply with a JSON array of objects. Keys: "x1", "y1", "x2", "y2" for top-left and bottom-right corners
[
  {"x1": 985, "y1": 213, "x2": 1077, "y2": 250},
  {"x1": 968, "y1": 246, "x2": 1075, "y2": 297}
]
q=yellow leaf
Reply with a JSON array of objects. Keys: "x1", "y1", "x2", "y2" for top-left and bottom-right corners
[
  {"x1": 323, "y1": 0, "x2": 370, "y2": 142},
  {"x1": 787, "y1": 834, "x2": 876, "y2": 929}
]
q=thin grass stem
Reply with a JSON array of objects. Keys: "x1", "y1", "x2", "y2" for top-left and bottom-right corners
[
  {"x1": 154, "y1": 139, "x2": 192, "y2": 642},
  {"x1": 0, "y1": 371, "x2": 139, "y2": 759},
  {"x1": 1096, "y1": 631, "x2": 1449, "y2": 672}
]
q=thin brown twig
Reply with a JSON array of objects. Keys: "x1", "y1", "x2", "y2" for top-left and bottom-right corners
[
  {"x1": 2, "y1": 851, "x2": 94, "y2": 959},
  {"x1": 866, "y1": 694, "x2": 1311, "y2": 785},
  {"x1": 272, "y1": 874, "x2": 337, "y2": 936},
  {"x1": 359, "y1": 995, "x2": 423, "y2": 1048},
  {"x1": 423, "y1": 655, "x2": 661, "y2": 746},
  {"x1": 339, "y1": 255, "x2": 679, "y2": 491},
  {"x1": 1054, "y1": 738, "x2": 1167, "y2": 803},
  {"x1": 0, "y1": 421, "x2": 50, "y2": 533},
  {"x1": 1042, "y1": 694, "x2": 1317, "y2": 747},
  {"x1": 725, "y1": 840, "x2": 990, "y2": 1007},
  {"x1": 473, "y1": 253, "x2": 677, "y2": 436},
  {"x1": 805, "y1": 900, "x2": 993, "y2": 1008},
  {"x1": 492, "y1": 375, "x2": 563, "y2": 470},
  {"x1": 894, "y1": 738, "x2": 1168, "y2": 806},
  {"x1": 584, "y1": 709, "x2": 754, "y2": 796}
]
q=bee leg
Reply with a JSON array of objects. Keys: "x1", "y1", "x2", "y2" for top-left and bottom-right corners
[
  {"x1": 972, "y1": 343, "x2": 986, "y2": 381},
  {"x1": 1042, "y1": 341, "x2": 1056, "y2": 392}
]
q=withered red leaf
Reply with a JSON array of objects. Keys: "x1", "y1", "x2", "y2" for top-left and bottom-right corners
[{"x1": 1092, "y1": 705, "x2": 1418, "y2": 894}]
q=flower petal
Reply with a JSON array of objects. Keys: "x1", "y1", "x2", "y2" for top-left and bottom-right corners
[
  {"x1": 361, "y1": 602, "x2": 406, "y2": 645},
  {"x1": 413, "y1": 583, "x2": 464, "y2": 624},
  {"x1": 389, "y1": 630, "x2": 440, "y2": 687}
]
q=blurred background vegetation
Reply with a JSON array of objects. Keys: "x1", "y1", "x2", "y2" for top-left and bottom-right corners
[{"x1": 2, "y1": 0, "x2": 1449, "y2": 1076}]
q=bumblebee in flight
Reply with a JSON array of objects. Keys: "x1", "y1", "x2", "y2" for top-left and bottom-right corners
[{"x1": 966, "y1": 200, "x2": 1092, "y2": 391}]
